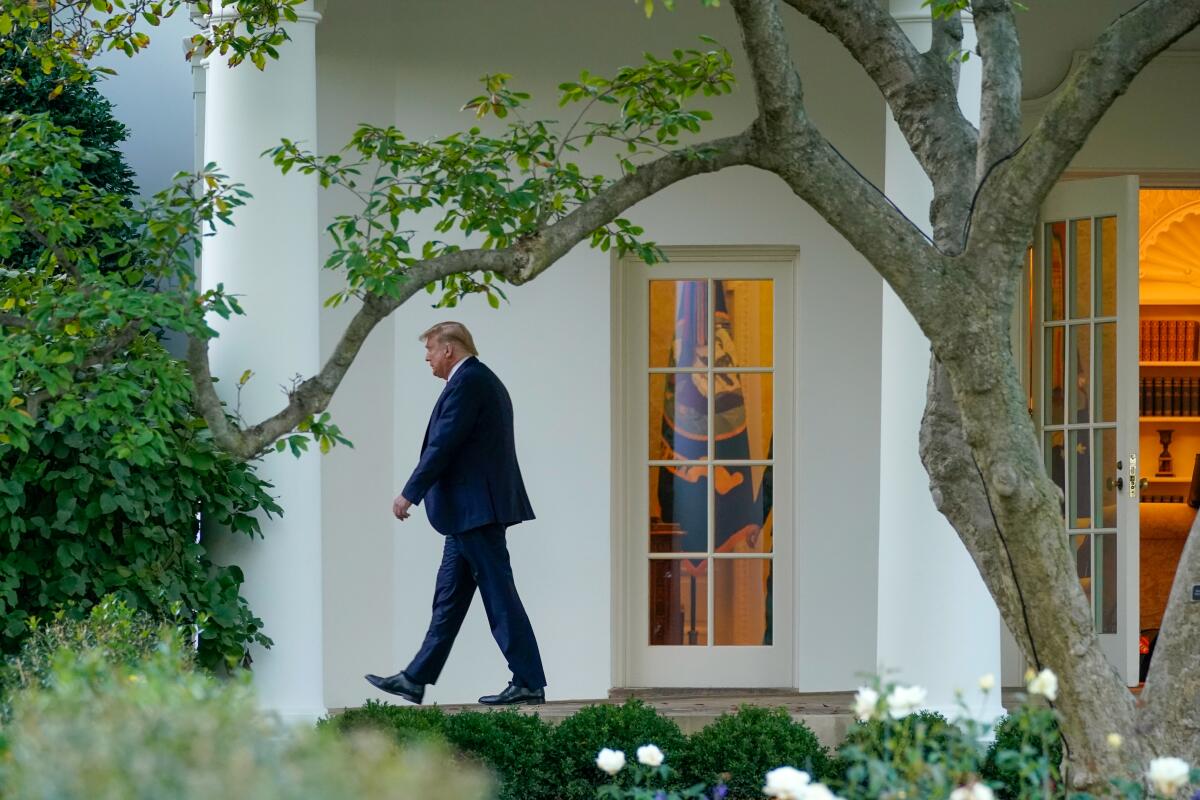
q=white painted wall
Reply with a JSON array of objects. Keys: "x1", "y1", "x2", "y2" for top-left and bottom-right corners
[
  {"x1": 94, "y1": 11, "x2": 195, "y2": 197},
  {"x1": 316, "y1": 0, "x2": 885, "y2": 706}
]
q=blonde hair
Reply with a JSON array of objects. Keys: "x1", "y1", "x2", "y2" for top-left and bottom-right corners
[{"x1": 419, "y1": 321, "x2": 479, "y2": 357}]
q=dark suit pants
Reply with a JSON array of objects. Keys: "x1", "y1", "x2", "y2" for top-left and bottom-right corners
[{"x1": 405, "y1": 523, "x2": 547, "y2": 689}]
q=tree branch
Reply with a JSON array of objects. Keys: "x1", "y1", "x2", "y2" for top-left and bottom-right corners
[
  {"x1": 1140, "y1": 512, "x2": 1200, "y2": 764},
  {"x1": 0, "y1": 313, "x2": 34, "y2": 330},
  {"x1": 778, "y1": 0, "x2": 978, "y2": 245},
  {"x1": 189, "y1": 132, "x2": 758, "y2": 460},
  {"x1": 971, "y1": 0, "x2": 1023, "y2": 181},
  {"x1": 985, "y1": 0, "x2": 1200, "y2": 230}
]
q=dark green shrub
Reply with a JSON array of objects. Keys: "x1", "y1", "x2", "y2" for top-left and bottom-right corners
[
  {"x1": 0, "y1": 343, "x2": 280, "y2": 669},
  {"x1": 836, "y1": 711, "x2": 981, "y2": 800},
  {"x1": 550, "y1": 699, "x2": 688, "y2": 800},
  {"x1": 680, "y1": 706, "x2": 830, "y2": 798},
  {"x1": 444, "y1": 709, "x2": 555, "y2": 800},
  {"x1": 318, "y1": 700, "x2": 448, "y2": 746},
  {"x1": 0, "y1": 632, "x2": 488, "y2": 800},
  {"x1": 982, "y1": 711, "x2": 1064, "y2": 799},
  {"x1": 0, "y1": 595, "x2": 183, "y2": 718}
]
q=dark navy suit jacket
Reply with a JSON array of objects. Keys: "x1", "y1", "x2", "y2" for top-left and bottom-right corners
[{"x1": 402, "y1": 357, "x2": 535, "y2": 535}]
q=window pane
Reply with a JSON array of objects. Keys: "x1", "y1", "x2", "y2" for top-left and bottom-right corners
[
  {"x1": 714, "y1": 558, "x2": 772, "y2": 646},
  {"x1": 1093, "y1": 427, "x2": 1117, "y2": 529},
  {"x1": 649, "y1": 558, "x2": 707, "y2": 646},
  {"x1": 1045, "y1": 221, "x2": 1066, "y2": 321},
  {"x1": 650, "y1": 280, "x2": 708, "y2": 368},
  {"x1": 650, "y1": 466, "x2": 709, "y2": 554},
  {"x1": 1069, "y1": 430, "x2": 1092, "y2": 529},
  {"x1": 1070, "y1": 219, "x2": 1092, "y2": 319},
  {"x1": 1096, "y1": 216, "x2": 1117, "y2": 317},
  {"x1": 1045, "y1": 431, "x2": 1065, "y2": 520},
  {"x1": 715, "y1": 373, "x2": 771, "y2": 462},
  {"x1": 1044, "y1": 327, "x2": 1065, "y2": 426},
  {"x1": 714, "y1": 279, "x2": 773, "y2": 367},
  {"x1": 715, "y1": 466, "x2": 772, "y2": 554},
  {"x1": 1069, "y1": 324, "x2": 1091, "y2": 423},
  {"x1": 1096, "y1": 532, "x2": 1118, "y2": 634},
  {"x1": 1073, "y1": 534, "x2": 1093, "y2": 608},
  {"x1": 650, "y1": 373, "x2": 708, "y2": 461},
  {"x1": 1096, "y1": 322, "x2": 1116, "y2": 422}
]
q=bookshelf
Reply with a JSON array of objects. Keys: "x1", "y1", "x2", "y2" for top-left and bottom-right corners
[{"x1": 1140, "y1": 304, "x2": 1200, "y2": 503}]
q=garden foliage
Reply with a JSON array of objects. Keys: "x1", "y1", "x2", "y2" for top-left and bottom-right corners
[{"x1": 0, "y1": 607, "x2": 488, "y2": 800}]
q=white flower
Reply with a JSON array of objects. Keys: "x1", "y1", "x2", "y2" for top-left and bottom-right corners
[
  {"x1": 763, "y1": 766, "x2": 811, "y2": 799},
  {"x1": 1147, "y1": 756, "x2": 1190, "y2": 797},
  {"x1": 949, "y1": 782, "x2": 996, "y2": 800},
  {"x1": 637, "y1": 744, "x2": 665, "y2": 767},
  {"x1": 852, "y1": 687, "x2": 880, "y2": 722},
  {"x1": 886, "y1": 685, "x2": 928, "y2": 719},
  {"x1": 1027, "y1": 668, "x2": 1058, "y2": 701},
  {"x1": 595, "y1": 748, "x2": 625, "y2": 776},
  {"x1": 1107, "y1": 733, "x2": 1123, "y2": 750},
  {"x1": 978, "y1": 673, "x2": 996, "y2": 692}
]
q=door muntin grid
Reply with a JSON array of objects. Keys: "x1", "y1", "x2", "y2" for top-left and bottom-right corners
[
  {"x1": 647, "y1": 278, "x2": 775, "y2": 647},
  {"x1": 1039, "y1": 216, "x2": 1120, "y2": 633}
]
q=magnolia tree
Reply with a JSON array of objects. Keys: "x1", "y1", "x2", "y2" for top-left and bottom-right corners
[{"x1": 2, "y1": 0, "x2": 1199, "y2": 788}]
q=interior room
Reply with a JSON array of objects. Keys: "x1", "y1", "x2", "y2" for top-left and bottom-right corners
[{"x1": 1137, "y1": 188, "x2": 1200, "y2": 682}]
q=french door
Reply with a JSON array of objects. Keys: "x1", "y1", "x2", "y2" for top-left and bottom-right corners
[
  {"x1": 620, "y1": 248, "x2": 794, "y2": 687},
  {"x1": 1034, "y1": 176, "x2": 1140, "y2": 684}
]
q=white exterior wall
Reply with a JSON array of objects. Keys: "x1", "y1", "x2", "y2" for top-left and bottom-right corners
[{"x1": 317, "y1": 0, "x2": 885, "y2": 707}]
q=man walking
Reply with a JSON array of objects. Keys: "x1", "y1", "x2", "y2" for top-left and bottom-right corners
[{"x1": 365, "y1": 322, "x2": 547, "y2": 706}]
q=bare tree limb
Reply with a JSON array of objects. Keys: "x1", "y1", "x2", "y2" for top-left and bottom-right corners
[
  {"x1": 778, "y1": 0, "x2": 977, "y2": 244},
  {"x1": 1140, "y1": 512, "x2": 1200, "y2": 763},
  {"x1": 983, "y1": 0, "x2": 1200, "y2": 232},
  {"x1": 731, "y1": 0, "x2": 948, "y2": 319},
  {"x1": 971, "y1": 0, "x2": 1023, "y2": 181}
]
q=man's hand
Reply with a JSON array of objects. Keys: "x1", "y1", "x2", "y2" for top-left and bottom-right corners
[{"x1": 393, "y1": 494, "x2": 414, "y2": 521}]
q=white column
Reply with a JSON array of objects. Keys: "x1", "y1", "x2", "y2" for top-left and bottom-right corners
[
  {"x1": 201, "y1": 2, "x2": 324, "y2": 721},
  {"x1": 877, "y1": 2, "x2": 1004, "y2": 721}
]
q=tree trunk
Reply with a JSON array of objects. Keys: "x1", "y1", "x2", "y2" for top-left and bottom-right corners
[{"x1": 919, "y1": 291, "x2": 1149, "y2": 785}]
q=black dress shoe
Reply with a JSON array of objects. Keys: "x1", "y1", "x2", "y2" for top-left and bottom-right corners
[
  {"x1": 478, "y1": 682, "x2": 545, "y2": 706},
  {"x1": 364, "y1": 671, "x2": 424, "y2": 704}
]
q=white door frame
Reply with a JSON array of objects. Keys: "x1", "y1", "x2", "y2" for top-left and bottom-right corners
[{"x1": 611, "y1": 245, "x2": 799, "y2": 689}]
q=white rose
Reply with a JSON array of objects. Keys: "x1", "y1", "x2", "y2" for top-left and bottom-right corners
[
  {"x1": 637, "y1": 744, "x2": 665, "y2": 767},
  {"x1": 1107, "y1": 733, "x2": 1123, "y2": 750},
  {"x1": 1147, "y1": 756, "x2": 1190, "y2": 797},
  {"x1": 596, "y1": 748, "x2": 626, "y2": 776},
  {"x1": 1027, "y1": 668, "x2": 1058, "y2": 702},
  {"x1": 763, "y1": 766, "x2": 811, "y2": 800},
  {"x1": 978, "y1": 673, "x2": 996, "y2": 692},
  {"x1": 949, "y1": 782, "x2": 996, "y2": 800},
  {"x1": 886, "y1": 685, "x2": 928, "y2": 719},
  {"x1": 852, "y1": 687, "x2": 880, "y2": 722}
]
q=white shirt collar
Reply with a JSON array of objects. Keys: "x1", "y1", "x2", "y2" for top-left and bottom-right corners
[{"x1": 447, "y1": 356, "x2": 470, "y2": 382}]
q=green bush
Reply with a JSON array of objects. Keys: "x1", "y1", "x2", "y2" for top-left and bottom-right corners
[
  {"x1": 0, "y1": 595, "x2": 179, "y2": 717},
  {"x1": 0, "y1": 342, "x2": 281, "y2": 669},
  {"x1": 982, "y1": 711, "x2": 1064, "y2": 799},
  {"x1": 444, "y1": 709, "x2": 556, "y2": 800},
  {"x1": 680, "y1": 705, "x2": 830, "y2": 798},
  {"x1": 551, "y1": 700, "x2": 688, "y2": 800},
  {"x1": 0, "y1": 632, "x2": 489, "y2": 799},
  {"x1": 319, "y1": 700, "x2": 448, "y2": 745},
  {"x1": 836, "y1": 710, "x2": 982, "y2": 800}
]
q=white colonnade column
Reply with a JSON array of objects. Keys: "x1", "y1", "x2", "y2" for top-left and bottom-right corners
[
  {"x1": 876, "y1": 1, "x2": 1004, "y2": 720},
  {"x1": 201, "y1": 2, "x2": 324, "y2": 721}
]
